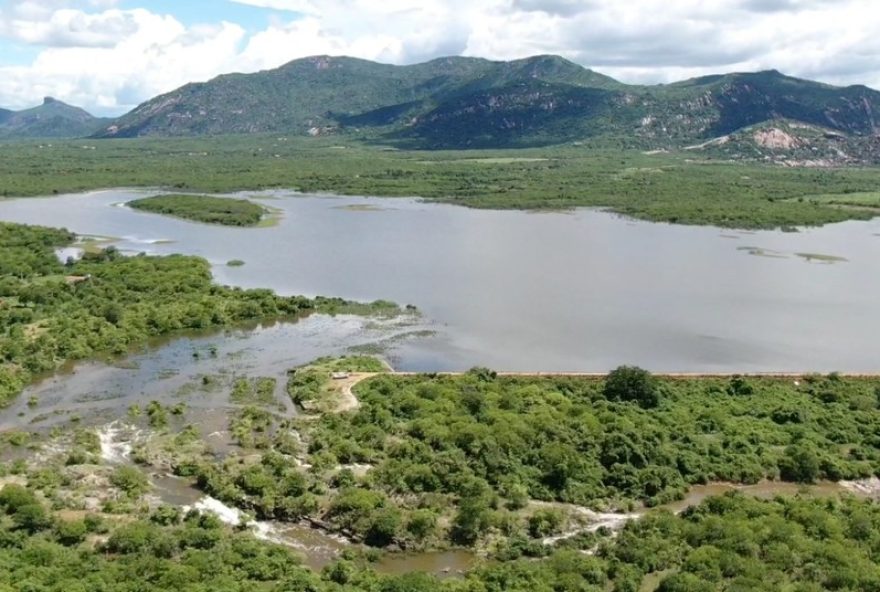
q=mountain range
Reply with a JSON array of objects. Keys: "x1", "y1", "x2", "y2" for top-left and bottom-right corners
[
  {"x1": 5, "y1": 55, "x2": 880, "y2": 162},
  {"x1": 0, "y1": 97, "x2": 110, "y2": 139}
]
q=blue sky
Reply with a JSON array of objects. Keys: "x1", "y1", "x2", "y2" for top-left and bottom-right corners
[
  {"x1": 2, "y1": 41, "x2": 39, "y2": 66},
  {"x1": 0, "y1": 0, "x2": 877, "y2": 115},
  {"x1": 0, "y1": 0, "x2": 299, "y2": 66},
  {"x1": 116, "y1": 0, "x2": 286, "y2": 29}
]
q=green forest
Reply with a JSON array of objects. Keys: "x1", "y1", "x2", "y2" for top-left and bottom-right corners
[
  {"x1": 171, "y1": 366, "x2": 880, "y2": 557},
  {"x1": 3, "y1": 136, "x2": 880, "y2": 228},
  {"x1": 3, "y1": 467, "x2": 880, "y2": 591},
  {"x1": 300, "y1": 369, "x2": 880, "y2": 506},
  {"x1": 128, "y1": 194, "x2": 268, "y2": 226}
]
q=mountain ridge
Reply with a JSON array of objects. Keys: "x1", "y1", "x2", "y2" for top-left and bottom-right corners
[
  {"x1": 0, "y1": 98, "x2": 109, "y2": 139},
  {"x1": 74, "y1": 54, "x2": 880, "y2": 160}
]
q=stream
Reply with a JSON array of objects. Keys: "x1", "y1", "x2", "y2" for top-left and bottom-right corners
[{"x1": 93, "y1": 420, "x2": 873, "y2": 577}]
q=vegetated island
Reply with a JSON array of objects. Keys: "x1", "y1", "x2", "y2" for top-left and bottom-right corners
[{"x1": 127, "y1": 194, "x2": 269, "y2": 226}]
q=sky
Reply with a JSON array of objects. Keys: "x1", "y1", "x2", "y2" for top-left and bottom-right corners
[{"x1": 0, "y1": 0, "x2": 878, "y2": 116}]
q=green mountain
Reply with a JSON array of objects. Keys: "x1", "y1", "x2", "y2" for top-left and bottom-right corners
[
  {"x1": 96, "y1": 55, "x2": 880, "y2": 159},
  {"x1": 0, "y1": 98, "x2": 109, "y2": 139},
  {"x1": 99, "y1": 55, "x2": 617, "y2": 140}
]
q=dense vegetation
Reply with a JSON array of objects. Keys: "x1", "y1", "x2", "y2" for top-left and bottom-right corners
[
  {"x1": 2, "y1": 480, "x2": 880, "y2": 591},
  {"x1": 3, "y1": 136, "x2": 880, "y2": 228},
  {"x1": 128, "y1": 194, "x2": 268, "y2": 226},
  {"x1": 3, "y1": 337, "x2": 880, "y2": 590},
  {"x1": 0, "y1": 222, "x2": 392, "y2": 407},
  {"x1": 601, "y1": 493, "x2": 880, "y2": 591},
  {"x1": 154, "y1": 365, "x2": 880, "y2": 558},
  {"x1": 305, "y1": 371, "x2": 880, "y2": 505}
]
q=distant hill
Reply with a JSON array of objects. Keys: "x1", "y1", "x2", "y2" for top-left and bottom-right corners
[
  {"x1": 95, "y1": 55, "x2": 880, "y2": 161},
  {"x1": 0, "y1": 98, "x2": 109, "y2": 139},
  {"x1": 99, "y1": 55, "x2": 619, "y2": 140}
]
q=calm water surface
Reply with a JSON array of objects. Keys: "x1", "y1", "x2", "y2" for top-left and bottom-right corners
[{"x1": 1, "y1": 188, "x2": 879, "y2": 372}]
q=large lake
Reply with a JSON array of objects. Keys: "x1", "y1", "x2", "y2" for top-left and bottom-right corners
[{"x1": 2, "y1": 189, "x2": 878, "y2": 372}]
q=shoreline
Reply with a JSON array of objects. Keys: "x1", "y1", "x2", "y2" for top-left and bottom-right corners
[
  {"x1": 4, "y1": 184, "x2": 880, "y2": 232},
  {"x1": 351, "y1": 370, "x2": 880, "y2": 379}
]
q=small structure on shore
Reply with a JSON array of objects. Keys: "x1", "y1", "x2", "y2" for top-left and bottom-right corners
[{"x1": 331, "y1": 372, "x2": 350, "y2": 380}]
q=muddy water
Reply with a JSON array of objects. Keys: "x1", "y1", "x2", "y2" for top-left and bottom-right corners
[
  {"x1": 149, "y1": 475, "x2": 475, "y2": 575},
  {"x1": 0, "y1": 313, "x2": 428, "y2": 432},
  {"x1": 375, "y1": 551, "x2": 478, "y2": 578}
]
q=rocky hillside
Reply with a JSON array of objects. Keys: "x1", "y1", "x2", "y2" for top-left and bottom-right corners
[
  {"x1": 0, "y1": 98, "x2": 109, "y2": 139},
  {"x1": 96, "y1": 55, "x2": 880, "y2": 160},
  {"x1": 684, "y1": 119, "x2": 880, "y2": 166}
]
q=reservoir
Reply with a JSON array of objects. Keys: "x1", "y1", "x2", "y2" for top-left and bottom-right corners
[{"x1": 1, "y1": 189, "x2": 878, "y2": 373}]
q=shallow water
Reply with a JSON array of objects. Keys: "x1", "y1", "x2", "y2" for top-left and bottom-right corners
[
  {"x1": 2, "y1": 189, "x2": 878, "y2": 372},
  {"x1": 0, "y1": 314, "x2": 427, "y2": 431}
]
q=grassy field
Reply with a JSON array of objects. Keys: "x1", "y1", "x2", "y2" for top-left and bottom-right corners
[
  {"x1": 3, "y1": 135, "x2": 880, "y2": 228},
  {"x1": 787, "y1": 191, "x2": 880, "y2": 213}
]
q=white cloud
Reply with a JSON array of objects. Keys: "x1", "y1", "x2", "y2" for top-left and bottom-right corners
[
  {"x1": 228, "y1": 0, "x2": 320, "y2": 14},
  {"x1": 0, "y1": 5, "x2": 246, "y2": 114},
  {"x1": 236, "y1": 0, "x2": 477, "y2": 69},
  {"x1": 0, "y1": 0, "x2": 878, "y2": 116},
  {"x1": 2, "y1": 8, "x2": 139, "y2": 47}
]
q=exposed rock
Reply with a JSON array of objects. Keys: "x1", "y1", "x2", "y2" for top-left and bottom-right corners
[{"x1": 753, "y1": 127, "x2": 802, "y2": 150}]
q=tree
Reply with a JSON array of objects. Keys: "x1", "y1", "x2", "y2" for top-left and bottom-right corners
[
  {"x1": 657, "y1": 573, "x2": 715, "y2": 592},
  {"x1": 604, "y1": 366, "x2": 659, "y2": 408},
  {"x1": 528, "y1": 508, "x2": 564, "y2": 538},
  {"x1": 405, "y1": 509, "x2": 438, "y2": 543},
  {"x1": 110, "y1": 465, "x2": 150, "y2": 497},
  {"x1": 727, "y1": 375, "x2": 754, "y2": 396},
  {"x1": 55, "y1": 519, "x2": 88, "y2": 545},
  {"x1": 451, "y1": 479, "x2": 495, "y2": 545},
  {"x1": 13, "y1": 504, "x2": 50, "y2": 533},
  {"x1": 778, "y1": 443, "x2": 820, "y2": 483},
  {"x1": 366, "y1": 507, "x2": 402, "y2": 547},
  {"x1": 105, "y1": 521, "x2": 160, "y2": 554},
  {"x1": 0, "y1": 484, "x2": 37, "y2": 513}
]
